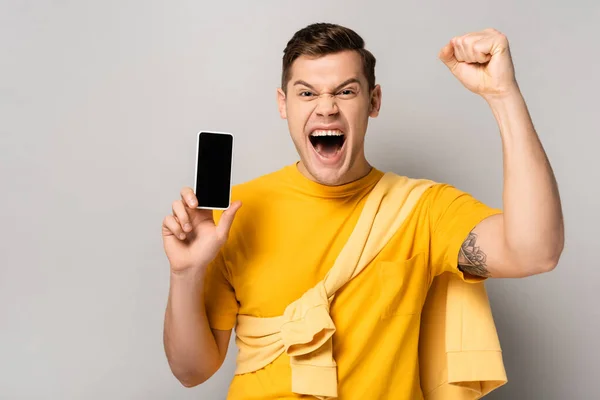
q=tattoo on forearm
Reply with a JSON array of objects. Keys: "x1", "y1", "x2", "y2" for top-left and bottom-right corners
[{"x1": 458, "y1": 232, "x2": 490, "y2": 277}]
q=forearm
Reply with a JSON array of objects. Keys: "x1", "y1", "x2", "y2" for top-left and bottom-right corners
[
  {"x1": 487, "y1": 89, "x2": 564, "y2": 270},
  {"x1": 163, "y1": 268, "x2": 221, "y2": 386}
]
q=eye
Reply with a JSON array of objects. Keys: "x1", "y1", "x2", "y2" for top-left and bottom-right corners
[
  {"x1": 337, "y1": 89, "x2": 356, "y2": 97},
  {"x1": 299, "y1": 91, "x2": 315, "y2": 97}
]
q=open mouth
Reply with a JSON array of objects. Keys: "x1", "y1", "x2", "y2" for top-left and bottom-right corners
[{"x1": 309, "y1": 130, "x2": 346, "y2": 158}]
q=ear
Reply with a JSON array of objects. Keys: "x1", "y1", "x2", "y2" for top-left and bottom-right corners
[
  {"x1": 369, "y1": 84, "x2": 382, "y2": 118},
  {"x1": 277, "y1": 88, "x2": 287, "y2": 119}
]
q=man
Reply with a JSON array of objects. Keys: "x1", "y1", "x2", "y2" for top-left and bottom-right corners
[{"x1": 161, "y1": 23, "x2": 564, "y2": 399}]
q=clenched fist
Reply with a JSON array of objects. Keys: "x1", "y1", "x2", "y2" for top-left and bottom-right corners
[{"x1": 439, "y1": 28, "x2": 518, "y2": 99}]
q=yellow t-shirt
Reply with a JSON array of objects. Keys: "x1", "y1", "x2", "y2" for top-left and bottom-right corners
[{"x1": 204, "y1": 163, "x2": 502, "y2": 400}]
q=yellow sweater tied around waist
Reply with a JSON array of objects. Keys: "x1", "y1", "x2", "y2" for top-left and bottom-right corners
[{"x1": 234, "y1": 172, "x2": 507, "y2": 399}]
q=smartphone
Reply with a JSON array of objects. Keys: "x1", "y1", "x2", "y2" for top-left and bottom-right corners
[{"x1": 194, "y1": 130, "x2": 234, "y2": 210}]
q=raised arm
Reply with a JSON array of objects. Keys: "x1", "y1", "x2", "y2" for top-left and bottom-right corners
[{"x1": 439, "y1": 29, "x2": 564, "y2": 278}]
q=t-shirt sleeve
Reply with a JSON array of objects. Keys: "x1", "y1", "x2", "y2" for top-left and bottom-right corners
[
  {"x1": 427, "y1": 183, "x2": 503, "y2": 282},
  {"x1": 204, "y1": 250, "x2": 239, "y2": 330}
]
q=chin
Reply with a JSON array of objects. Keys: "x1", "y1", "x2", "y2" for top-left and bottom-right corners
[
  {"x1": 312, "y1": 168, "x2": 347, "y2": 186},
  {"x1": 303, "y1": 157, "x2": 352, "y2": 186}
]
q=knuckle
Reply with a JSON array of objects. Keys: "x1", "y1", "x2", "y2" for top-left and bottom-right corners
[
  {"x1": 163, "y1": 215, "x2": 175, "y2": 229},
  {"x1": 171, "y1": 219, "x2": 182, "y2": 231},
  {"x1": 179, "y1": 212, "x2": 189, "y2": 224}
]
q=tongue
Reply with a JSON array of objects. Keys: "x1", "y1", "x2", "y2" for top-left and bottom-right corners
[{"x1": 315, "y1": 142, "x2": 339, "y2": 158}]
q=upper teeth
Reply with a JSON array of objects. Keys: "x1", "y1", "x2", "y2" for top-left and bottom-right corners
[{"x1": 311, "y1": 130, "x2": 343, "y2": 137}]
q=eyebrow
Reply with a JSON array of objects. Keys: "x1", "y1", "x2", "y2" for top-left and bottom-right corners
[{"x1": 293, "y1": 78, "x2": 362, "y2": 92}]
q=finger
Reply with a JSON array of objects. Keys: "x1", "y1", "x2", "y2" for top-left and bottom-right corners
[
  {"x1": 460, "y1": 33, "x2": 492, "y2": 63},
  {"x1": 180, "y1": 187, "x2": 198, "y2": 208},
  {"x1": 438, "y1": 41, "x2": 458, "y2": 71},
  {"x1": 477, "y1": 29, "x2": 508, "y2": 54},
  {"x1": 458, "y1": 33, "x2": 484, "y2": 63},
  {"x1": 172, "y1": 200, "x2": 193, "y2": 233},
  {"x1": 163, "y1": 214, "x2": 187, "y2": 240},
  {"x1": 452, "y1": 37, "x2": 467, "y2": 62},
  {"x1": 472, "y1": 36, "x2": 495, "y2": 63},
  {"x1": 216, "y1": 201, "x2": 243, "y2": 240}
]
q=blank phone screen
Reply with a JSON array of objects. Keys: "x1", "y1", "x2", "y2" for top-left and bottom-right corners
[{"x1": 195, "y1": 132, "x2": 233, "y2": 209}]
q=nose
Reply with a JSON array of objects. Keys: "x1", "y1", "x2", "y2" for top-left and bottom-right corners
[{"x1": 315, "y1": 94, "x2": 338, "y2": 117}]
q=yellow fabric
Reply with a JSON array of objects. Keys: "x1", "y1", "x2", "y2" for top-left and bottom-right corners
[
  {"x1": 234, "y1": 172, "x2": 435, "y2": 399},
  {"x1": 419, "y1": 274, "x2": 507, "y2": 399},
  {"x1": 205, "y1": 163, "x2": 505, "y2": 400}
]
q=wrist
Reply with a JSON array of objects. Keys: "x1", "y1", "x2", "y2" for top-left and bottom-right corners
[
  {"x1": 170, "y1": 265, "x2": 208, "y2": 284},
  {"x1": 482, "y1": 84, "x2": 522, "y2": 106}
]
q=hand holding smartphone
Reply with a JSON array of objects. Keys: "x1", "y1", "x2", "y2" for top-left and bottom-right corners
[
  {"x1": 194, "y1": 131, "x2": 234, "y2": 210},
  {"x1": 161, "y1": 130, "x2": 239, "y2": 274}
]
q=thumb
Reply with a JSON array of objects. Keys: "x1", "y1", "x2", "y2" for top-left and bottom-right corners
[
  {"x1": 216, "y1": 200, "x2": 242, "y2": 239},
  {"x1": 438, "y1": 41, "x2": 458, "y2": 71}
]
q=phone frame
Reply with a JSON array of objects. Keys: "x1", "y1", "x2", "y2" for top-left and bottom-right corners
[{"x1": 193, "y1": 130, "x2": 235, "y2": 210}]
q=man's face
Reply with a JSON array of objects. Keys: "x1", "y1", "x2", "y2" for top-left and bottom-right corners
[{"x1": 277, "y1": 50, "x2": 381, "y2": 186}]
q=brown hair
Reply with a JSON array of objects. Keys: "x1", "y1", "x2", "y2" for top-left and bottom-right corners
[{"x1": 281, "y1": 23, "x2": 376, "y2": 94}]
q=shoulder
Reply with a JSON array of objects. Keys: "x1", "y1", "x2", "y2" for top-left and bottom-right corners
[
  {"x1": 367, "y1": 169, "x2": 472, "y2": 209},
  {"x1": 379, "y1": 171, "x2": 441, "y2": 204},
  {"x1": 420, "y1": 182, "x2": 462, "y2": 203},
  {"x1": 419, "y1": 182, "x2": 486, "y2": 210},
  {"x1": 213, "y1": 166, "x2": 289, "y2": 224},
  {"x1": 416, "y1": 182, "x2": 477, "y2": 223},
  {"x1": 378, "y1": 174, "x2": 477, "y2": 229},
  {"x1": 380, "y1": 171, "x2": 438, "y2": 187},
  {"x1": 231, "y1": 166, "x2": 289, "y2": 202},
  {"x1": 418, "y1": 181, "x2": 501, "y2": 237}
]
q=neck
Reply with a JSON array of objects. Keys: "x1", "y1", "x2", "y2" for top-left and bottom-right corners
[{"x1": 297, "y1": 159, "x2": 373, "y2": 186}]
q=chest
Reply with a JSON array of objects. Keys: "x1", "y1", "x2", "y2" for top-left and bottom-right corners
[{"x1": 226, "y1": 197, "x2": 431, "y2": 319}]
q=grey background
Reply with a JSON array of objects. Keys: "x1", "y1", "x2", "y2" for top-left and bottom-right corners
[{"x1": 1, "y1": 0, "x2": 598, "y2": 399}]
